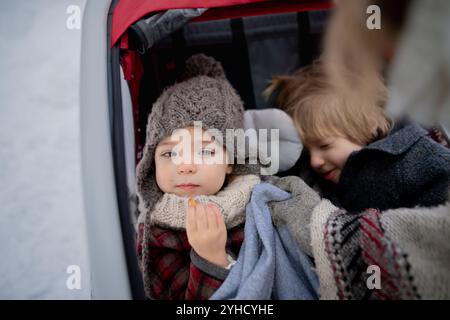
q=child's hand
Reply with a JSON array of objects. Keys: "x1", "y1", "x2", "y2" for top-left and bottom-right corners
[{"x1": 186, "y1": 201, "x2": 228, "y2": 268}]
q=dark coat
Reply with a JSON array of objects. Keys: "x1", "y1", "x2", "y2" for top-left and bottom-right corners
[{"x1": 327, "y1": 121, "x2": 450, "y2": 212}]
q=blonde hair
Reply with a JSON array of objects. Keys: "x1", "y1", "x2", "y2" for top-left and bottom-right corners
[{"x1": 264, "y1": 60, "x2": 391, "y2": 146}]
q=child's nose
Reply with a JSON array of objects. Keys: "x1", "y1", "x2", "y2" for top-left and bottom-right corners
[
  {"x1": 310, "y1": 153, "x2": 325, "y2": 170},
  {"x1": 177, "y1": 163, "x2": 197, "y2": 174}
]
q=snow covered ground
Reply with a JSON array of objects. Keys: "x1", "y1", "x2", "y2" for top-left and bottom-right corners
[{"x1": 0, "y1": 0, "x2": 90, "y2": 299}]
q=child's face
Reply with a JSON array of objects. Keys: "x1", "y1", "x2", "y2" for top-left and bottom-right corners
[
  {"x1": 306, "y1": 136, "x2": 363, "y2": 184},
  {"x1": 154, "y1": 126, "x2": 233, "y2": 197}
]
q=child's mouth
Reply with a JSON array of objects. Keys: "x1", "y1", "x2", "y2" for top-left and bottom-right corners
[
  {"x1": 323, "y1": 169, "x2": 336, "y2": 181},
  {"x1": 177, "y1": 184, "x2": 200, "y2": 191}
]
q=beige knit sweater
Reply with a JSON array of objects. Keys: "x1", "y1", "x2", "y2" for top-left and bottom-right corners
[{"x1": 137, "y1": 174, "x2": 260, "y2": 230}]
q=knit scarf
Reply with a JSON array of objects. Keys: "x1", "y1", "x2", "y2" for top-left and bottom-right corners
[{"x1": 147, "y1": 174, "x2": 260, "y2": 230}]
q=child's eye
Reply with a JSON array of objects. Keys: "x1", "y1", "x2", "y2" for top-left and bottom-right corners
[
  {"x1": 319, "y1": 144, "x2": 330, "y2": 150},
  {"x1": 200, "y1": 149, "x2": 215, "y2": 156},
  {"x1": 161, "y1": 151, "x2": 177, "y2": 158}
]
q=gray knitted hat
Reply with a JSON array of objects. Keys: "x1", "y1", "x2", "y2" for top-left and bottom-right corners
[{"x1": 136, "y1": 54, "x2": 259, "y2": 214}]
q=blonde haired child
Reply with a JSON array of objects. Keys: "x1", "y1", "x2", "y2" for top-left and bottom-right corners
[{"x1": 265, "y1": 61, "x2": 450, "y2": 212}]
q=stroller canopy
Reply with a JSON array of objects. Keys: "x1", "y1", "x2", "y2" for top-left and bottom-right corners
[{"x1": 111, "y1": 0, "x2": 333, "y2": 46}]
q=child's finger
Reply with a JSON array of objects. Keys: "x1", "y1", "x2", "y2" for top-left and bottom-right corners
[
  {"x1": 209, "y1": 203, "x2": 222, "y2": 218},
  {"x1": 210, "y1": 204, "x2": 225, "y2": 230},
  {"x1": 186, "y1": 204, "x2": 197, "y2": 232},
  {"x1": 216, "y1": 208, "x2": 226, "y2": 232},
  {"x1": 196, "y1": 204, "x2": 208, "y2": 230},
  {"x1": 208, "y1": 203, "x2": 221, "y2": 213},
  {"x1": 206, "y1": 204, "x2": 218, "y2": 229}
]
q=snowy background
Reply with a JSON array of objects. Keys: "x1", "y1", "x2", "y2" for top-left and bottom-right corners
[{"x1": 0, "y1": 0, "x2": 90, "y2": 299}]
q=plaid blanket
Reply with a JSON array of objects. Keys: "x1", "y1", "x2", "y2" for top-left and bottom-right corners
[{"x1": 310, "y1": 199, "x2": 450, "y2": 299}]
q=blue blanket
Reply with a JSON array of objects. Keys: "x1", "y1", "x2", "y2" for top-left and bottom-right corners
[{"x1": 211, "y1": 183, "x2": 319, "y2": 300}]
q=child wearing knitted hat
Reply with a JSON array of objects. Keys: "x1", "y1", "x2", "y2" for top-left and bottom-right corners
[
  {"x1": 266, "y1": 60, "x2": 450, "y2": 212},
  {"x1": 135, "y1": 54, "x2": 260, "y2": 300}
]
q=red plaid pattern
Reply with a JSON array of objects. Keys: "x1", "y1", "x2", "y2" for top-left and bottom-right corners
[{"x1": 137, "y1": 222, "x2": 244, "y2": 300}]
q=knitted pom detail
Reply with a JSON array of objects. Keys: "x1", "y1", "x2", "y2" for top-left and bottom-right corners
[{"x1": 180, "y1": 53, "x2": 226, "y2": 80}]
